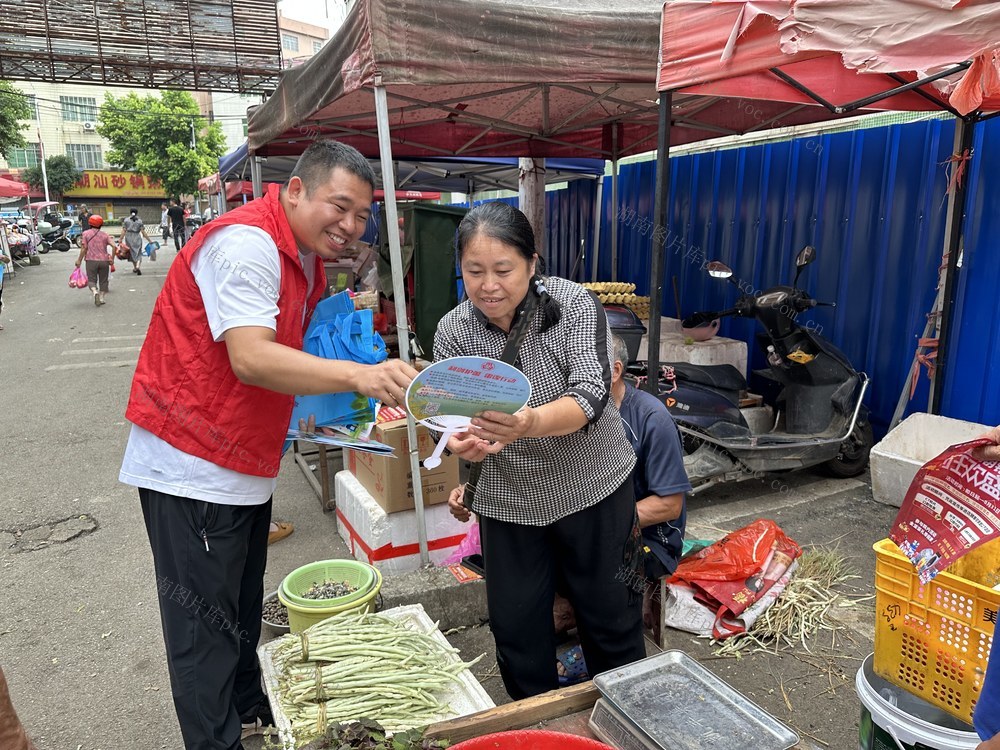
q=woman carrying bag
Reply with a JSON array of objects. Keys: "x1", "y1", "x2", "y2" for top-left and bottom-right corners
[
  {"x1": 75, "y1": 215, "x2": 114, "y2": 307},
  {"x1": 121, "y1": 208, "x2": 152, "y2": 275}
]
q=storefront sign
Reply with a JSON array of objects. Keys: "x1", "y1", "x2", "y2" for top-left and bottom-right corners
[{"x1": 64, "y1": 171, "x2": 166, "y2": 199}]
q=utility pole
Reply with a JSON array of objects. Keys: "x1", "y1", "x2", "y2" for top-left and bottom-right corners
[
  {"x1": 34, "y1": 97, "x2": 50, "y2": 203},
  {"x1": 190, "y1": 120, "x2": 201, "y2": 215}
]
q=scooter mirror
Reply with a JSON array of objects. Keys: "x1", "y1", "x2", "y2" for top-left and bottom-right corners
[
  {"x1": 795, "y1": 246, "x2": 816, "y2": 268},
  {"x1": 706, "y1": 261, "x2": 733, "y2": 279}
]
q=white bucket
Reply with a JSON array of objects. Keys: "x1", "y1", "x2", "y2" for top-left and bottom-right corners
[{"x1": 856, "y1": 653, "x2": 979, "y2": 750}]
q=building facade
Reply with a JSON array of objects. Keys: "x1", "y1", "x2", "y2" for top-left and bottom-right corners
[{"x1": 277, "y1": 12, "x2": 328, "y2": 68}]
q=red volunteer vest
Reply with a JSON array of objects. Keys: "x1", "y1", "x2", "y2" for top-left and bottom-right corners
[{"x1": 125, "y1": 184, "x2": 326, "y2": 477}]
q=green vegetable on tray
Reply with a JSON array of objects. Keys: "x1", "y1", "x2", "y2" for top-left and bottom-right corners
[
  {"x1": 294, "y1": 718, "x2": 450, "y2": 749},
  {"x1": 270, "y1": 611, "x2": 482, "y2": 746}
]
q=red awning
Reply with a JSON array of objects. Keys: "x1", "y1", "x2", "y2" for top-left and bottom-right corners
[
  {"x1": 0, "y1": 176, "x2": 30, "y2": 199},
  {"x1": 657, "y1": 0, "x2": 1000, "y2": 115}
]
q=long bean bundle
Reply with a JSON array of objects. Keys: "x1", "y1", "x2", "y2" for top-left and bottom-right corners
[{"x1": 271, "y1": 610, "x2": 482, "y2": 745}]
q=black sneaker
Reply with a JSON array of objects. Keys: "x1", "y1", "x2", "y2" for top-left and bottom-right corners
[{"x1": 136, "y1": 268, "x2": 142, "y2": 276}]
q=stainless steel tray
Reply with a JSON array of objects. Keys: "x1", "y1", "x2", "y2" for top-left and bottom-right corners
[{"x1": 593, "y1": 650, "x2": 799, "y2": 750}]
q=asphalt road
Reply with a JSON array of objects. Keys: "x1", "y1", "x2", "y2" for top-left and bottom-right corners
[{"x1": 0, "y1": 245, "x2": 902, "y2": 748}]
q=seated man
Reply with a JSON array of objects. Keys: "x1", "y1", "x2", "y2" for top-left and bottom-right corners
[{"x1": 610, "y1": 334, "x2": 693, "y2": 640}]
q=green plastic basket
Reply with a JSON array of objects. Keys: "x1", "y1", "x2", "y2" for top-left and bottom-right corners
[
  {"x1": 280, "y1": 559, "x2": 377, "y2": 609},
  {"x1": 278, "y1": 568, "x2": 382, "y2": 633}
]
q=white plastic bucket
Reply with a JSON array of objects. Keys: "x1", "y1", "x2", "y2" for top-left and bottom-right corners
[{"x1": 856, "y1": 653, "x2": 979, "y2": 750}]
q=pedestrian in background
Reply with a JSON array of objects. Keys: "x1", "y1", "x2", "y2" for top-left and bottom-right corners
[
  {"x1": 160, "y1": 202, "x2": 170, "y2": 242},
  {"x1": 167, "y1": 199, "x2": 186, "y2": 252},
  {"x1": 75, "y1": 214, "x2": 114, "y2": 306},
  {"x1": 76, "y1": 203, "x2": 91, "y2": 235},
  {"x1": 121, "y1": 208, "x2": 152, "y2": 276}
]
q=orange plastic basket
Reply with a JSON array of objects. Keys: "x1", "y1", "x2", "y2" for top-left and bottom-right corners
[{"x1": 873, "y1": 537, "x2": 999, "y2": 723}]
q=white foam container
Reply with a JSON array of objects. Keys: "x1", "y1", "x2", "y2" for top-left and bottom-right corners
[
  {"x1": 334, "y1": 470, "x2": 469, "y2": 574},
  {"x1": 258, "y1": 602, "x2": 495, "y2": 749},
  {"x1": 870, "y1": 412, "x2": 990, "y2": 507}
]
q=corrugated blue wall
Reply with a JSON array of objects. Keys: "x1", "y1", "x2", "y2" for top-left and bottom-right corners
[
  {"x1": 941, "y1": 120, "x2": 1000, "y2": 426},
  {"x1": 602, "y1": 119, "x2": 973, "y2": 436}
]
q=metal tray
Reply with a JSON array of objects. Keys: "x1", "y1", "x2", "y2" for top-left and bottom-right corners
[{"x1": 593, "y1": 650, "x2": 799, "y2": 750}]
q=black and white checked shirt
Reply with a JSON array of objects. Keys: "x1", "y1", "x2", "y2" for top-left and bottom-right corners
[{"x1": 434, "y1": 276, "x2": 636, "y2": 526}]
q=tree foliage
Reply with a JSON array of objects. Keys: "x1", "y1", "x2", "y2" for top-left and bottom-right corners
[
  {"x1": 0, "y1": 80, "x2": 32, "y2": 160},
  {"x1": 98, "y1": 90, "x2": 226, "y2": 198},
  {"x1": 22, "y1": 155, "x2": 82, "y2": 197}
]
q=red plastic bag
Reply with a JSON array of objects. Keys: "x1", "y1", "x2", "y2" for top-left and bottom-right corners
[
  {"x1": 69, "y1": 266, "x2": 88, "y2": 289},
  {"x1": 668, "y1": 519, "x2": 802, "y2": 639}
]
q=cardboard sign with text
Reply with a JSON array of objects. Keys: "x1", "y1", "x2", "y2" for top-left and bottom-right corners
[
  {"x1": 890, "y1": 439, "x2": 1000, "y2": 583},
  {"x1": 345, "y1": 417, "x2": 458, "y2": 514}
]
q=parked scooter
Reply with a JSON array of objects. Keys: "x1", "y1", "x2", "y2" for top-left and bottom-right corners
[
  {"x1": 636, "y1": 246, "x2": 872, "y2": 491},
  {"x1": 35, "y1": 213, "x2": 73, "y2": 253}
]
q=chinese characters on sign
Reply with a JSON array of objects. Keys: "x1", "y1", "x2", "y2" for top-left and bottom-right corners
[{"x1": 65, "y1": 170, "x2": 167, "y2": 199}]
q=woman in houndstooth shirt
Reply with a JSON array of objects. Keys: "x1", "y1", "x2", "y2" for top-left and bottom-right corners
[{"x1": 434, "y1": 201, "x2": 646, "y2": 700}]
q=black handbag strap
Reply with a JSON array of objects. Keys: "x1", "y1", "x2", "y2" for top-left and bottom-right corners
[{"x1": 462, "y1": 291, "x2": 538, "y2": 511}]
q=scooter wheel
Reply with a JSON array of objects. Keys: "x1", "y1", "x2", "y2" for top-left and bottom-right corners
[
  {"x1": 37, "y1": 245, "x2": 50, "y2": 254},
  {"x1": 821, "y1": 420, "x2": 874, "y2": 478},
  {"x1": 56, "y1": 240, "x2": 71, "y2": 252}
]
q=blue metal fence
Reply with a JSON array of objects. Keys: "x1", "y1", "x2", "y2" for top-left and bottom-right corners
[
  {"x1": 941, "y1": 120, "x2": 1000, "y2": 427},
  {"x1": 602, "y1": 118, "x2": 971, "y2": 436}
]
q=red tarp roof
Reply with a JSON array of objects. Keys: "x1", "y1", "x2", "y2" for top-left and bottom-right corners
[
  {"x1": 0, "y1": 176, "x2": 29, "y2": 199},
  {"x1": 657, "y1": 0, "x2": 1000, "y2": 116},
  {"x1": 248, "y1": 0, "x2": 664, "y2": 161}
]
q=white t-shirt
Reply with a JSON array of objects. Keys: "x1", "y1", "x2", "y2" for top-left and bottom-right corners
[{"x1": 119, "y1": 224, "x2": 313, "y2": 506}]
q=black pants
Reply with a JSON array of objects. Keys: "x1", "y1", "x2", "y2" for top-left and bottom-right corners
[
  {"x1": 480, "y1": 479, "x2": 646, "y2": 700},
  {"x1": 140, "y1": 488, "x2": 271, "y2": 750},
  {"x1": 172, "y1": 225, "x2": 185, "y2": 252}
]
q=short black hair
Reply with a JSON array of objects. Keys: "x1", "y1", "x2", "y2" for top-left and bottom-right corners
[
  {"x1": 289, "y1": 140, "x2": 376, "y2": 195},
  {"x1": 457, "y1": 201, "x2": 537, "y2": 266}
]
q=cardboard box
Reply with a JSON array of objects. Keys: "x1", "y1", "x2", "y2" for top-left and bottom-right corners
[
  {"x1": 345, "y1": 418, "x2": 458, "y2": 513},
  {"x1": 325, "y1": 261, "x2": 356, "y2": 294},
  {"x1": 335, "y1": 471, "x2": 470, "y2": 575},
  {"x1": 325, "y1": 241, "x2": 374, "y2": 294}
]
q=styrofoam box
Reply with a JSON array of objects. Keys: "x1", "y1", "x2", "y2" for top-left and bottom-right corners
[
  {"x1": 870, "y1": 412, "x2": 991, "y2": 507},
  {"x1": 335, "y1": 470, "x2": 470, "y2": 575},
  {"x1": 259, "y1": 603, "x2": 495, "y2": 748}
]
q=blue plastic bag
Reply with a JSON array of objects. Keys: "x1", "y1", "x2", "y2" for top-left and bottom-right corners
[{"x1": 290, "y1": 292, "x2": 387, "y2": 430}]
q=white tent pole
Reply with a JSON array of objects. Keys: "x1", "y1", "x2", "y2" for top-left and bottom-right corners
[
  {"x1": 610, "y1": 125, "x2": 618, "y2": 282},
  {"x1": 591, "y1": 173, "x2": 604, "y2": 282},
  {"x1": 374, "y1": 82, "x2": 430, "y2": 566}
]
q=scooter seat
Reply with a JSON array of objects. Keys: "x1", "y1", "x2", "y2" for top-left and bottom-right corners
[{"x1": 665, "y1": 362, "x2": 747, "y2": 392}]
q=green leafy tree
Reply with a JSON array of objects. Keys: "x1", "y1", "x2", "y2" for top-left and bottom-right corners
[
  {"x1": 98, "y1": 90, "x2": 226, "y2": 198},
  {"x1": 0, "y1": 80, "x2": 32, "y2": 160},
  {"x1": 22, "y1": 155, "x2": 82, "y2": 197}
]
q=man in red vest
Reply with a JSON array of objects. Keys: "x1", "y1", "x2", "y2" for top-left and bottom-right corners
[{"x1": 119, "y1": 140, "x2": 417, "y2": 750}]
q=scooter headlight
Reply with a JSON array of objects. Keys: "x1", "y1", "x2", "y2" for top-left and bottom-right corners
[{"x1": 756, "y1": 291, "x2": 788, "y2": 306}]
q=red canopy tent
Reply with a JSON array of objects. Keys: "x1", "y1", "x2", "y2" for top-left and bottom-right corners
[
  {"x1": 645, "y1": 0, "x2": 1000, "y2": 410},
  {"x1": 0, "y1": 175, "x2": 30, "y2": 199}
]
